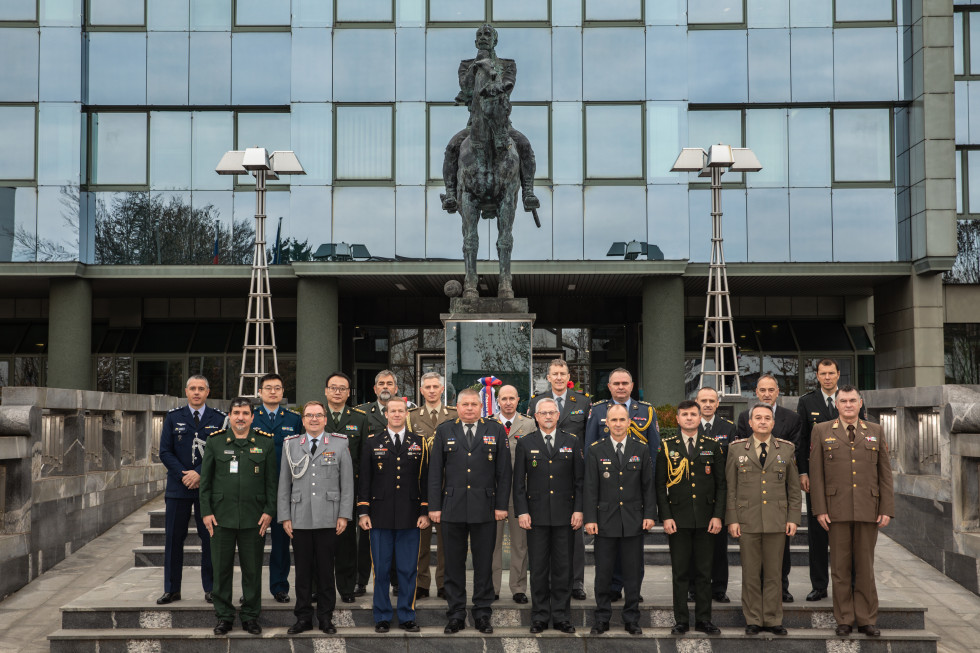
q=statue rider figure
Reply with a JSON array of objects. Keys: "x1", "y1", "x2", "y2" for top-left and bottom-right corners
[{"x1": 441, "y1": 24, "x2": 539, "y2": 214}]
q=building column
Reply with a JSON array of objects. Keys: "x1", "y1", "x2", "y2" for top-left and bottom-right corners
[
  {"x1": 296, "y1": 277, "x2": 339, "y2": 405},
  {"x1": 874, "y1": 272, "x2": 945, "y2": 388},
  {"x1": 47, "y1": 277, "x2": 93, "y2": 390},
  {"x1": 641, "y1": 276, "x2": 685, "y2": 407}
]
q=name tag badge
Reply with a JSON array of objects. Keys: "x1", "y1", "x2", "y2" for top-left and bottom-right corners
[{"x1": 230, "y1": 459, "x2": 239, "y2": 474}]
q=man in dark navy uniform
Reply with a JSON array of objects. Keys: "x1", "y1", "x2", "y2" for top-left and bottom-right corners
[
  {"x1": 251, "y1": 372, "x2": 303, "y2": 603},
  {"x1": 157, "y1": 374, "x2": 226, "y2": 604},
  {"x1": 357, "y1": 398, "x2": 429, "y2": 633},
  {"x1": 428, "y1": 388, "x2": 511, "y2": 635}
]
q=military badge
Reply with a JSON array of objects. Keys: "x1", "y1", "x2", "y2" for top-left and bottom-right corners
[
  {"x1": 603, "y1": 471, "x2": 610, "y2": 478},
  {"x1": 250, "y1": 447, "x2": 262, "y2": 453},
  {"x1": 483, "y1": 436, "x2": 496, "y2": 445},
  {"x1": 346, "y1": 425, "x2": 357, "y2": 431},
  {"x1": 867, "y1": 436, "x2": 877, "y2": 442},
  {"x1": 531, "y1": 460, "x2": 537, "y2": 467},
  {"x1": 628, "y1": 455, "x2": 640, "y2": 463},
  {"x1": 705, "y1": 465, "x2": 711, "y2": 475}
]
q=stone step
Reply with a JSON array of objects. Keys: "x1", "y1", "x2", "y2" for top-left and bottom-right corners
[
  {"x1": 133, "y1": 543, "x2": 812, "y2": 568},
  {"x1": 48, "y1": 627, "x2": 940, "y2": 652}
]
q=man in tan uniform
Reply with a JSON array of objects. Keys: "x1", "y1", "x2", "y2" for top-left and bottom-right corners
[
  {"x1": 726, "y1": 404, "x2": 801, "y2": 636},
  {"x1": 406, "y1": 372, "x2": 457, "y2": 599},
  {"x1": 809, "y1": 385, "x2": 894, "y2": 637}
]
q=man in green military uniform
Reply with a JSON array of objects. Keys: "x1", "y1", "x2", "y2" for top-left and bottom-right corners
[
  {"x1": 657, "y1": 400, "x2": 725, "y2": 636},
  {"x1": 324, "y1": 371, "x2": 370, "y2": 601},
  {"x1": 201, "y1": 398, "x2": 278, "y2": 636}
]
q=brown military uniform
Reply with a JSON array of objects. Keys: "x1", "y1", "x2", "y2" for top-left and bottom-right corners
[
  {"x1": 808, "y1": 419, "x2": 894, "y2": 628},
  {"x1": 725, "y1": 436, "x2": 802, "y2": 628},
  {"x1": 406, "y1": 403, "x2": 457, "y2": 593}
]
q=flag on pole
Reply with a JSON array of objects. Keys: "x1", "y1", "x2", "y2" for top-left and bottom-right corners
[
  {"x1": 273, "y1": 217, "x2": 283, "y2": 265},
  {"x1": 212, "y1": 226, "x2": 220, "y2": 264}
]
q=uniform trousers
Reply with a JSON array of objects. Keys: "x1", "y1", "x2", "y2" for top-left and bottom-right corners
[
  {"x1": 293, "y1": 527, "x2": 338, "y2": 624},
  {"x1": 210, "y1": 526, "x2": 264, "y2": 623},
  {"x1": 526, "y1": 525, "x2": 574, "y2": 624},
  {"x1": 594, "y1": 533, "x2": 642, "y2": 625},
  {"x1": 807, "y1": 491, "x2": 830, "y2": 591},
  {"x1": 268, "y1": 521, "x2": 290, "y2": 595},
  {"x1": 163, "y1": 497, "x2": 212, "y2": 593},
  {"x1": 739, "y1": 532, "x2": 785, "y2": 627},
  {"x1": 335, "y1": 524, "x2": 372, "y2": 593},
  {"x1": 688, "y1": 525, "x2": 728, "y2": 595},
  {"x1": 357, "y1": 525, "x2": 373, "y2": 586},
  {"x1": 370, "y1": 527, "x2": 421, "y2": 623},
  {"x1": 829, "y1": 521, "x2": 879, "y2": 627},
  {"x1": 492, "y1": 501, "x2": 528, "y2": 595},
  {"x1": 572, "y1": 528, "x2": 585, "y2": 591},
  {"x1": 442, "y1": 520, "x2": 496, "y2": 621},
  {"x1": 416, "y1": 524, "x2": 445, "y2": 592},
  {"x1": 669, "y1": 527, "x2": 714, "y2": 625}
]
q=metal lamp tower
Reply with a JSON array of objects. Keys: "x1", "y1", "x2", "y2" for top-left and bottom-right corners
[
  {"x1": 216, "y1": 147, "x2": 305, "y2": 397},
  {"x1": 672, "y1": 144, "x2": 762, "y2": 397}
]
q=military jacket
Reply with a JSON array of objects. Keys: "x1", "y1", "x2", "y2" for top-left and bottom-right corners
[
  {"x1": 656, "y1": 433, "x2": 726, "y2": 529},
  {"x1": 513, "y1": 429, "x2": 584, "y2": 526},
  {"x1": 583, "y1": 436, "x2": 656, "y2": 537},
  {"x1": 699, "y1": 416, "x2": 737, "y2": 456},
  {"x1": 200, "y1": 428, "x2": 277, "y2": 529},
  {"x1": 277, "y1": 431, "x2": 353, "y2": 530},
  {"x1": 797, "y1": 390, "x2": 867, "y2": 458},
  {"x1": 494, "y1": 412, "x2": 536, "y2": 466},
  {"x1": 357, "y1": 429, "x2": 429, "y2": 529},
  {"x1": 252, "y1": 404, "x2": 303, "y2": 470},
  {"x1": 407, "y1": 404, "x2": 457, "y2": 443},
  {"x1": 159, "y1": 405, "x2": 226, "y2": 499},
  {"x1": 528, "y1": 390, "x2": 591, "y2": 439},
  {"x1": 808, "y1": 419, "x2": 894, "y2": 522},
  {"x1": 326, "y1": 405, "x2": 368, "y2": 473},
  {"x1": 724, "y1": 436, "x2": 802, "y2": 533},
  {"x1": 736, "y1": 405, "x2": 806, "y2": 474},
  {"x1": 585, "y1": 399, "x2": 661, "y2": 481},
  {"x1": 427, "y1": 418, "x2": 512, "y2": 523}
]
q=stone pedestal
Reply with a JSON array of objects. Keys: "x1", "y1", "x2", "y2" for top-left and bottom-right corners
[{"x1": 441, "y1": 298, "x2": 535, "y2": 406}]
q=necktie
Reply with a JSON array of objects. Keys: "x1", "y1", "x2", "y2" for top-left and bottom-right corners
[
  {"x1": 556, "y1": 396, "x2": 564, "y2": 412},
  {"x1": 466, "y1": 425, "x2": 474, "y2": 447},
  {"x1": 431, "y1": 410, "x2": 438, "y2": 422},
  {"x1": 759, "y1": 442, "x2": 767, "y2": 467},
  {"x1": 545, "y1": 433, "x2": 553, "y2": 455},
  {"x1": 269, "y1": 410, "x2": 275, "y2": 424},
  {"x1": 687, "y1": 437, "x2": 695, "y2": 460},
  {"x1": 333, "y1": 411, "x2": 341, "y2": 424},
  {"x1": 310, "y1": 437, "x2": 318, "y2": 457},
  {"x1": 504, "y1": 420, "x2": 512, "y2": 435},
  {"x1": 193, "y1": 411, "x2": 200, "y2": 429},
  {"x1": 616, "y1": 442, "x2": 624, "y2": 465},
  {"x1": 847, "y1": 424, "x2": 855, "y2": 443}
]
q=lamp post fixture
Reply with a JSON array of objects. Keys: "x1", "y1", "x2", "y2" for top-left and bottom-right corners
[
  {"x1": 216, "y1": 147, "x2": 305, "y2": 398},
  {"x1": 672, "y1": 144, "x2": 761, "y2": 397}
]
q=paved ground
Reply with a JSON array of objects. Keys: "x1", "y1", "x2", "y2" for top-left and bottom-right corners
[{"x1": 1, "y1": 494, "x2": 979, "y2": 652}]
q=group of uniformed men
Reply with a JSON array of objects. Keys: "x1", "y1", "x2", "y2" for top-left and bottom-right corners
[{"x1": 156, "y1": 357, "x2": 893, "y2": 638}]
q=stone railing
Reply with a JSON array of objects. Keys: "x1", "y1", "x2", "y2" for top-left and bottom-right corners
[
  {"x1": 862, "y1": 385, "x2": 980, "y2": 595},
  {"x1": 0, "y1": 387, "x2": 227, "y2": 599}
]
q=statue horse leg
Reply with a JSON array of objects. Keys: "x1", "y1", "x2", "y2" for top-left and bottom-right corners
[
  {"x1": 494, "y1": 154, "x2": 521, "y2": 299},
  {"x1": 459, "y1": 188, "x2": 481, "y2": 299}
]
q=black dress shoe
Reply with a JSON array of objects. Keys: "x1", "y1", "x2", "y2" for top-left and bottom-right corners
[
  {"x1": 745, "y1": 624, "x2": 761, "y2": 635},
  {"x1": 687, "y1": 591, "x2": 695, "y2": 602},
  {"x1": 321, "y1": 621, "x2": 337, "y2": 634},
  {"x1": 858, "y1": 624, "x2": 880, "y2": 637},
  {"x1": 287, "y1": 620, "x2": 313, "y2": 634},
  {"x1": 392, "y1": 584, "x2": 399, "y2": 596},
  {"x1": 204, "y1": 592, "x2": 213, "y2": 604},
  {"x1": 416, "y1": 588, "x2": 429, "y2": 599},
  {"x1": 341, "y1": 593, "x2": 355, "y2": 603},
  {"x1": 712, "y1": 592, "x2": 730, "y2": 603},
  {"x1": 156, "y1": 592, "x2": 180, "y2": 604},
  {"x1": 806, "y1": 589, "x2": 828, "y2": 601},
  {"x1": 494, "y1": 594, "x2": 499, "y2": 600},
  {"x1": 242, "y1": 619, "x2": 262, "y2": 635},
  {"x1": 476, "y1": 617, "x2": 493, "y2": 634},
  {"x1": 782, "y1": 591, "x2": 794, "y2": 602},
  {"x1": 625, "y1": 622, "x2": 642, "y2": 635},
  {"x1": 609, "y1": 590, "x2": 622, "y2": 601},
  {"x1": 554, "y1": 621, "x2": 576, "y2": 634},
  {"x1": 590, "y1": 621, "x2": 609, "y2": 635},
  {"x1": 696, "y1": 621, "x2": 721, "y2": 634},
  {"x1": 836, "y1": 624, "x2": 852, "y2": 636},
  {"x1": 512, "y1": 592, "x2": 528, "y2": 604},
  {"x1": 437, "y1": 587, "x2": 447, "y2": 599},
  {"x1": 444, "y1": 618, "x2": 465, "y2": 634},
  {"x1": 571, "y1": 589, "x2": 586, "y2": 600},
  {"x1": 353, "y1": 584, "x2": 367, "y2": 596},
  {"x1": 273, "y1": 591, "x2": 290, "y2": 603},
  {"x1": 671, "y1": 623, "x2": 689, "y2": 635},
  {"x1": 399, "y1": 620, "x2": 420, "y2": 632},
  {"x1": 213, "y1": 620, "x2": 233, "y2": 635},
  {"x1": 375, "y1": 621, "x2": 390, "y2": 633},
  {"x1": 770, "y1": 625, "x2": 788, "y2": 635},
  {"x1": 530, "y1": 621, "x2": 546, "y2": 634}
]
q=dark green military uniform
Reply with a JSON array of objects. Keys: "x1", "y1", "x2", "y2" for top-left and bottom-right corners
[
  {"x1": 328, "y1": 405, "x2": 370, "y2": 595},
  {"x1": 656, "y1": 432, "x2": 726, "y2": 628},
  {"x1": 200, "y1": 428, "x2": 278, "y2": 624}
]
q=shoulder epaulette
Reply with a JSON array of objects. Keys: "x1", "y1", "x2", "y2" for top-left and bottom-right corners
[
  {"x1": 213, "y1": 408, "x2": 227, "y2": 415},
  {"x1": 209, "y1": 429, "x2": 226, "y2": 437},
  {"x1": 331, "y1": 432, "x2": 348, "y2": 439},
  {"x1": 731, "y1": 437, "x2": 748, "y2": 444},
  {"x1": 352, "y1": 407, "x2": 366, "y2": 414},
  {"x1": 590, "y1": 440, "x2": 601, "y2": 446},
  {"x1": 801, "y1": 389, "x2": 817, "y2": 397},
  {"x1": 663, "y1": 433, "x2": 680, "y2": 440},
  {"x1": 721, "y1": 417, "x2": 734, "y2": 424},
  {"x1": 592, "y1": 399, "x2": 608, "y2": 406},
  {"x1": 636, "y1": 399, "x2": 652, "y2": 406},
  {"x1": 168, "y1": 406, "x2": 181, "y2": 412},
  {"x1": 447, "y1": 405, "x2": 457, "y2": 410},
  {"x1": 407, "y1": 405, "x2": 421, "y2": 413},
  {"x1": 284, "y1": 433, "x2": 302, "y2": 441},
  {"x1": 255, "y1": 429, "x2": 273, "y2": 438},
  {"x1": 775, "y1": 437, "x2": 795, "y2": 446},
  {"x1": 288, "y1": 408, "x2": 301, "y2": 415}
]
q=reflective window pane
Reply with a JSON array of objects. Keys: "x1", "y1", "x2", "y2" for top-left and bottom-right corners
[
  {"x1": 833, "y1": 28, "x2": 897, "y2": 101},
  {"x1": 236, "y1": 112, "x2": 290, "y2": 185},
  {"x1": 583, "y1": 28, "x2": 644, "y2": 100},
  {"x1": 646, "y1": 101, "x2": 686, "y2": 184},
  {"x1": 332, "y1": 186, "x2": 395, "y2": 257},
  {"x1": 832, "y1": 188, "x2": 896, "y2": 261},
  {"x1": 92, "y1": 113, "x2": 146, "y2": 185},
  {"x1": 585, "y1": 104, "x2": 643, "y2": 179},
  {"x1": 289, "y1": 186, "x2": 331, "y2": 255},
  {"x1": 789, "y1": 188, "x2": 832, "y2": 261},
  {"x1": 493, "y1": 0, "x2": 549, "y2": 22},
  {"x1": 790, "y1": 28, "x2": 833, "y2": 102},
  {"x1": 232, "y1": 33, "x2": 290, "y2": 105},
  {"x1": 584, "y1": 186, "x2": 645, "y2": 259},
  {"x1": 147, "y1": 32, "x2": 189, "y2": 105},
  {"x1": 746, "y1": 189, "x2": 789, "y2": 261},
  {"x1": 746, "y1": 109, "x2": 787, "y2": 187},
  {"x1": 333, "y1": 29, "x2": 395, "y2": 102},
  {"x1": 552, "y1": 184, "x2": 583, "y2": 259},
  {"x1": 584, "y1": 0, "x2": 641, "y2": 21},
  {"x1": 647, "y1": 26, "x2": 687, "y2": 101},
  {"x1": 150, "y1": 112, "x2": 191, "y2": 190},
  {"x1": 394, "y1": 185, "x2": 425, "y2": 258},
  {"x1": 191, "y1": 111, "x2": 233, "y2": 190},
  {"x1": 789, "y1": 0, "x2": 830, "y2": 27},
  {"x1": 336, "y1": 0, "x2": 392, "y2": 21},
  {"x1": 429, "y1": 0, "x2": 483, "y2": 21},
  {"x1": 40, "y1": 27, "x2": 81, "y2": 102},
  {"x1": 0, "y1": 0, "x2": 36, "y2": 20},
  {"x1": 336, "y1": 105, "x2": 393, "y2": 180},
  {"x1": 747, "y1": 0, "x2": 788, "y2": 28},
  {"x1": 90, "y1": 0, "x2": 144, "y2": 24},
  {"x1": 395, "y1": 101, "x2": 425, "y2": 185},
  {"x1": 689, "y1": 188, "x2": 747, "y2": 262},
  {"x1": 646, "y1": 0, "x2": 685, "y2": 25},
  {"x1": 425, "y1": 28, "x2": 472, "y2": 102},
  {"x1": 748, "y1": 28, "x2": 790, "y2": 102},
  {"x1": 552, "y1": 102, "x2": 583, "y2": 184},
  {"x1": 552, "y1": 0, "x2": 581, "y2": 26},
  {"x1": 497, "y1": 28, "x2": 551, "y2": 102},
  {"x1": 0, "y1": 106, "x2": 35, "y2": 180},
  {"x1": 291, "y1": 103, "x2": 332, "y2": 185},
  {"x1": 87, "y1": 33, "x2": 146, "y2": 105},
  {"x1": 396, "y1": 26, "x2": 425, "y2": 101},
  {"x1": 294, "y1": 0, "x2": 332, "y2": 26},
  {"x1": 647, "y1": 184, "x2": 689, "y2": 259},
  {"x1": 148, "y1": 0, "x2": 189, "y2": 30},
  {"x1": 507, "y1": 185, "x2": 552, "y2": 260},
  {"x1": 971, "y1": 15, "x2": 980, "y2": 75},
  {"x1": 955, "y1": 11, "x2": 964, "y2": 76},
  {"x1": 688, "y1": 109, "x2": 742, "y2": 182},
  {"x1": 38, "y1": 103, "x2": 81, "y2": 186},
  {"x1": 38, "y1": 185, "x2": 78, "y2": 260},
  {"x1": 189, "y1": 32, "x2": 230, "y2": 105},
  {"x1": 833, "y1": 109, "x2": 891, "y2": 182},
  {"x1": 0, "y1": 28, "x2": 39, "y2": 101},
  {"x1": 688, "y1": 30, "x2": 747, "y2": 103},
  {"x1": 689, "y1": 0, "x2": 743, "y2": 24},
  {"x1": 788, "y1": 107, "x2": 830, "y2": 186},
  {"x1": 41, "y1": 0, "x2": 82, "y2": 27},
  {"x1": 835, "y1": 0, "x2": 892, "y2": 22},
  {"x1": 235, "y1": 0, "x2": 290, "y2": 25},
  {"x1": 553, "y1": 27, "x2": 582, "y2": 101},
  {"x1": 968, "y1": 151, "x2": 980, "y2": 213},
  {"x1": 425, "y1": 186, "x2": 462, "y2": 258},
  {"x1": 428, "y1": 104, "x2": 468, "y2": 180},
  {"x1": 511, "y1": 104, "x2": 549, "y2": 179},
  {"x1": 956, "y1": 149, "x2": 963, "y2": 214},
  {"x1": 191, "y1": 0, "x2": 230, "y2": 30},
  {"x1": 0, "y1": 187, "x2": 37, "y2": 262}
]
